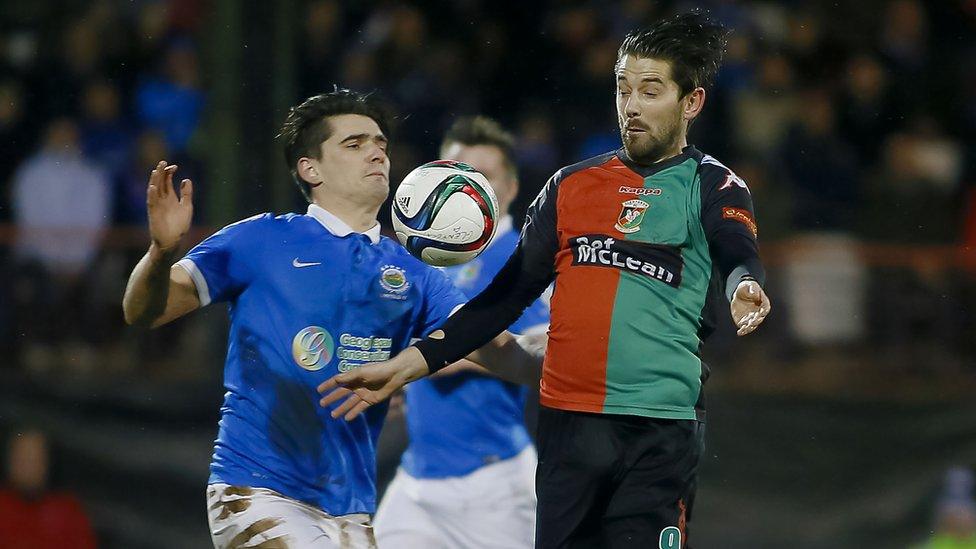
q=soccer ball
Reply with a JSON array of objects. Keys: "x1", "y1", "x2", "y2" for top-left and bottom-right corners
[{"x1": 391, "y1": 160, "x2": 499, "y2": 267}]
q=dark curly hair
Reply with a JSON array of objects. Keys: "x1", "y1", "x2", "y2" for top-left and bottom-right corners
[
  {"x1": 277, "y1": 88, "x2": 394, "y2": 202},
  {"x1": 617, "y1": 12, "x2": 730, "y2": 98}
]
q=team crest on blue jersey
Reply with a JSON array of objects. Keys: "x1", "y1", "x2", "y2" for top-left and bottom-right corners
[
  {"x1": 292, "y1": 326, "x2": 335, "y2": 371},
  {"x1": 615, "y1": 199, "x2": 649, "y2": 234},
  {"x1": 379, "y1": 265, "x2": 410, "y2": 298},
  {"x1": 453, "y1": 260, "x2": 482, "y2": 289}
]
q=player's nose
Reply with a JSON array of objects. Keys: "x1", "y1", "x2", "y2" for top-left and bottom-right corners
[
  {"x1": 367, "y1": 144, "x2": 388, "y2": 164},
  {"x1": 624, "y1": 95, "x2": 641, "y2": 118}
]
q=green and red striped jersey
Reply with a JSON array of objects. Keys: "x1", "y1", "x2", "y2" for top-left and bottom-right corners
[{"x1": 416, "y1": 146, "x2": 765, "y2": 420}]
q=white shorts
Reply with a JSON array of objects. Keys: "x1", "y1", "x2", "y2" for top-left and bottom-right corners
[
  {"x1": 206, "y1": 483, "x2": 376, "y2": 548},
  {"x1": 374, "y1": 446, "x2": 537, "y2": 549}
]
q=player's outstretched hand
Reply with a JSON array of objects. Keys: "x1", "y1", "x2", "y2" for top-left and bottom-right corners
[
  {"x1": 317, "y1": 347, "x2": 430, "y2": 421},
  {"x1": 147, "y1": 160, "x2": 193, "y2": 252},
  {"x1": 731, "y1": 280, "x2": 771, "y2": 336}
]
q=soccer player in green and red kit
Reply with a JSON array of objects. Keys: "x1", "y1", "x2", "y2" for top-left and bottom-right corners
[{"x1": 319, "y1": 12, "x2": 771, "y2": 548}]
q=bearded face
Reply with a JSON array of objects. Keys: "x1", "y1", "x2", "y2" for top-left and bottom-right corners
[
  {"x1": 615, "y1": 55, "x2": 692, "y2": 164},
  {"x1": 619, "y1": 101, "x2": 683, "y2": 165}
]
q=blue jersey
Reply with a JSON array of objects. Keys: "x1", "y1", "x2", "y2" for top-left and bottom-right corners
[
  {"x1": 176, "y1": 205, "x2": 465, "y2": 515},
  {"x1": 401, "y1": 216, "x2": 550, "y2": 479}
]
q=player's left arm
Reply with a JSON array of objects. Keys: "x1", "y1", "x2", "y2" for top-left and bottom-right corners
[{"x1": 699, "y1": 163, "x2": 772, "y2": 336}]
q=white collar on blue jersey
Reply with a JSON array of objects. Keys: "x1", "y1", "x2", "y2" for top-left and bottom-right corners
[
  {"x1": 306, "y1": 204, "x2": 381, "y2": 245},
  {"x1": 486, "y1": 214, "x2": 513, "y2": 250}
]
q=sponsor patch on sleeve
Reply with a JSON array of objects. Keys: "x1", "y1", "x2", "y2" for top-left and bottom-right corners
[{"x1": 722, "y1": 207, "x2": 758, "y2": 237}]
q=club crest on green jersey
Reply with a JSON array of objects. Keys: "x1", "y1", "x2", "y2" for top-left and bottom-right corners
[{"x1": 615, "y1": 199, "x2": 649, "y2": 234}]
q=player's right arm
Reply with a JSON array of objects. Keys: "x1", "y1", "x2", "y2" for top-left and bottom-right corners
[{"x1": 122, "y1": 161, "x2": 199, "y2": 328}]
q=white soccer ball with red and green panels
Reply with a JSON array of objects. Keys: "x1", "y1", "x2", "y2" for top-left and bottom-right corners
[{"x1": 391, "y1": 160, "x2": 499, "y2": 267}]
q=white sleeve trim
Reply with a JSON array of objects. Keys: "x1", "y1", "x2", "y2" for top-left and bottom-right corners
[{"x1": 175, "y1": 258, "x2": 212, "y2": 307}]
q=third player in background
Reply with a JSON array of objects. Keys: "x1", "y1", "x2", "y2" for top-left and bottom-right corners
[{"x1": 374, "y1": 117, "x2": 549, "y2": 548}]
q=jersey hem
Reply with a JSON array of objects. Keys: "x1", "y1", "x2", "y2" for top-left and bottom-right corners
[
  {"x1": 540, "y1": 395, "x2": 698, "y2": 420},
  {"x1": 208, "y1": 471, "x2": 376, "y2": 516}
]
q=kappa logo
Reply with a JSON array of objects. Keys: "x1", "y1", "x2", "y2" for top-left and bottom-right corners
[
  {"x1": 717, "y1": 171, "x2": 749, "y2": 192},
  {"x1": 618, "y1": 185, "x2": 663, "y2": 197},
  {"x1": 379, "y1": 265, "x2": 410, "y2": 297},
  {"x1": 702, "y1": 154, "x2": 750, "y2": 193},
  {"x1": 615, "y1": 199, "x2": 649, "y2": 234}
]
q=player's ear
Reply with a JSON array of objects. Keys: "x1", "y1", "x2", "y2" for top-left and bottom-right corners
[
  {"x1": 683, "y1": 87, "x2": 706, "y2": 121},
  {"x1": 297, "y1": 157, "x2": 322, "y2": 184}
]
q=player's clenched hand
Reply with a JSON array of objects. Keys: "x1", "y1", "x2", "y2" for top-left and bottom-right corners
[
  {"x1": 317, "y1": 347, "x2": 430, "y2": 421},
  {"x1": 147, "y1": 160, "x2": 193, "y2": 252},
  {"x1": 731, "y1": 280, "x2": 771, "y2": 336}
]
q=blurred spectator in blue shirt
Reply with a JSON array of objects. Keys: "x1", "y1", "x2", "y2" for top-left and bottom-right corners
[{"x1": 135, "y1": 38, "x2": 204, "y2": 154}]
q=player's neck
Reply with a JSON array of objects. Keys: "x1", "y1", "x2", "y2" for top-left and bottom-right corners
[
  {"x1": 652, "y1": 135, "x2": 688, "y2": 164},
  {"x1": 310, "y1": 197, "x2": 379, "y2": 233}
]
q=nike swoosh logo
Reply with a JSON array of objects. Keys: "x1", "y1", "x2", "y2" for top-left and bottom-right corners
[{"x1": 292, "y1": 258, "x2": 322, "y2": 268}]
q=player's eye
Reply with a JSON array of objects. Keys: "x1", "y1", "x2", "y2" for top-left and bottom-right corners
[{"x1": 347, "y1": 143, "x2": 360, "y2": 149}]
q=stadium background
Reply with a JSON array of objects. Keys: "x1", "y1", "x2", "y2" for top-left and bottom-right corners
[{"x1": 1, "y1": 0, "x2": 975, "y2": 547}]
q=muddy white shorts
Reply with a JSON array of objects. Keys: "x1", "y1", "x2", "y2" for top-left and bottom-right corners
[{"x1": 206, "y1": 483, "x2": 376, "y2": 548}]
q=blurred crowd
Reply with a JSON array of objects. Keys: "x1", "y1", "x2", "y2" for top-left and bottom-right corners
[
  {"x1": 0, "y1": 1, "x2": 206, "y2": 372},
  {"x1": 294, "y1": 0, "x2": 976, "y2": 246},
  {"x1": 0, "y1": 0, "x2": 973, "y2": 372},
  {"x1": 0, "y1": 2, "x2": 974, "y2": 547}
]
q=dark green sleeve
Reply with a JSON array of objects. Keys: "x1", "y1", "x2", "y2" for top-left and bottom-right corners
[{"x1": 699, "y1": 162, "x2": 766, "y2": 301}]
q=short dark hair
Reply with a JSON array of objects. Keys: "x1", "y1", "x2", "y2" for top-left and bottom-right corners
[
  {"x1": 617, "y1": 11, "x2": 729, "y2": 98},
  {"x1": 277, "y1": 89, "x2": 394, "y2": 202},
  {"x1": 440, "y1": 116, "x2": 517, "y2": 177}
]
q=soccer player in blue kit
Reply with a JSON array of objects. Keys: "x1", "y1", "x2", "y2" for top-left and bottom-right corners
[
  {"x1": 374, "y1": 117, "x2": 549, "y2": 548},
  {"x1": 122, "y1": 90, "x2": 542, "y2": 549}
]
